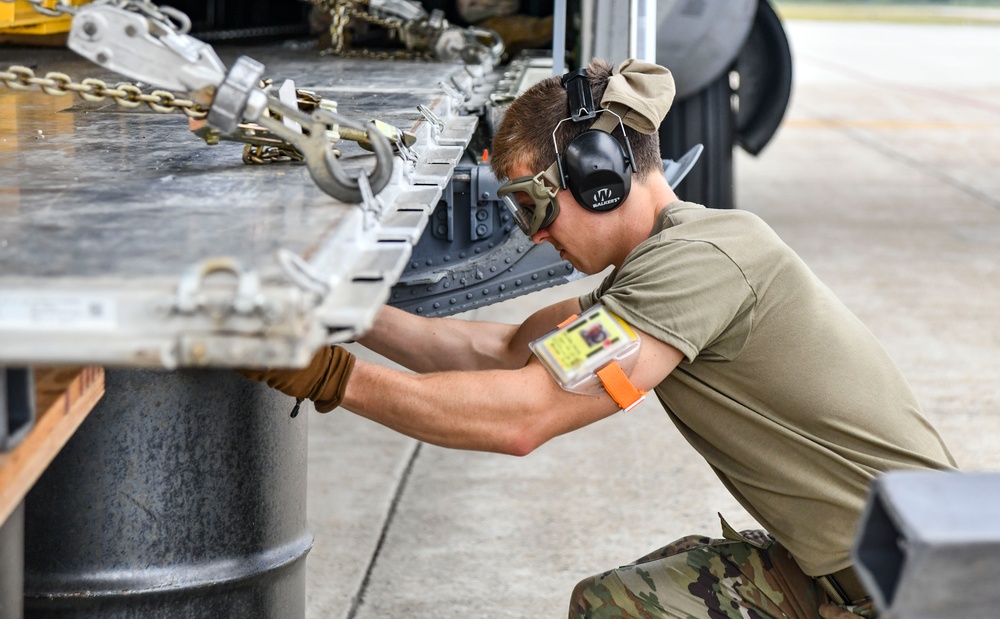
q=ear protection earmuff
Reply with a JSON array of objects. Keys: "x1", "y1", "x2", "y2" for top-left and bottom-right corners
[{"x1": 554, "y1": 69, "x2": 637, "y2": 212}]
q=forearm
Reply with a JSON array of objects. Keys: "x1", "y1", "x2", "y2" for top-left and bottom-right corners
[
  {"x1": 359, "y1": 306, "x2": 520, "y2": 372},
  {"x1": 359, "y1": 299, "x2": 582, "y2": 374},
  {"x1": 341, "y1": 359, "x2": 615, "y2": 455}
]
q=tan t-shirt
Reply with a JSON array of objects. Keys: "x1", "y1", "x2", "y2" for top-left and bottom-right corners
[{"x1": 580, "y1": 201, "x2": 956, "y2": 576}]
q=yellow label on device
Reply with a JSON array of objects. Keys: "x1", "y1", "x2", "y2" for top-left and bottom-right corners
[
  {"x1": 540, "y1": 308, "x2": 632, "y2": 379},
  {"x1": 530, "y1": 304, "x2": 642, "y2": 396},
  {"x1": 543, "y1": 312, "x2": 620, "y2": 371}
]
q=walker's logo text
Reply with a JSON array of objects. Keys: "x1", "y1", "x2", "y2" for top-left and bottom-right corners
[{"x1": 590, "y1": 187, "x2": 620, "y2": 209}]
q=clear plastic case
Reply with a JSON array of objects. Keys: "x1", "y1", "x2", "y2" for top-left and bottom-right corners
[{"x1": 530, "y1": 304, "x2": 641, "y2": 396}]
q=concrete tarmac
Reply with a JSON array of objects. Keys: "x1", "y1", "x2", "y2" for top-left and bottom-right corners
[{"x1": 304, "y1": 19, "x2": 1000, "y2": 618}]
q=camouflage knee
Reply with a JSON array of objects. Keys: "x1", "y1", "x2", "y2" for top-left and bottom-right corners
[{"x1": 568, "y1": 570, "x2": 658, "y2": 619}]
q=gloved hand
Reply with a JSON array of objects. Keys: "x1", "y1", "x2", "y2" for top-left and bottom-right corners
[{"x1": 238, "y1": 345, "x2": 355, "y2": 413}]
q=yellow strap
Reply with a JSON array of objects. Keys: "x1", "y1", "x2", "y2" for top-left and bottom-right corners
[{"x1": 596, "y1": 361, "x2": 646, "y2": 412}]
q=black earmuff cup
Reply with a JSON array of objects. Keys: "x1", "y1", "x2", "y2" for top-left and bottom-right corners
[{"x1": 562, "y1": 131, "x2": 632, "y2": 211}]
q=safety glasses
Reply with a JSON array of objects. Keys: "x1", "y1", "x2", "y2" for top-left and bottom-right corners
[{"x1": 496, "y1": 165, "x2": 563, "y2": 236}]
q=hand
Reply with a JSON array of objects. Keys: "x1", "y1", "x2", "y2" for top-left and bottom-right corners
[{"x1": 238, "y1": 345, "x2": 356, "y2": 412}]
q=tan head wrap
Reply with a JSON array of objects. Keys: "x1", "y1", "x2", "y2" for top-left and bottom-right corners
[{"x1": 599, "y1": 59, "x2": 676, "y2": 135}]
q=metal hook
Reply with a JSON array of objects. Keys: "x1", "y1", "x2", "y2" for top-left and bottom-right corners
[{"x1": 257, "y1": 96, "x2": 395, "y2": 204}]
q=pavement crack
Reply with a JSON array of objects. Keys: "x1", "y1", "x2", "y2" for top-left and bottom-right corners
[
  {"x1": 346, "y1": 440, "x2": 423, "y2": 619},
  {"x1": 806, "y1": 109, "x2": 1000, "y2": 214}
]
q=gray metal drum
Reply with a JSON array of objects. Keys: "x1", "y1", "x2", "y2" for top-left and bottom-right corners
[
  {"x1": 0, "y1": 501, "x2": 24, "y2": 619},
  {"x1": 23, "y1": 369, "x2": 311, "y2": 618}
]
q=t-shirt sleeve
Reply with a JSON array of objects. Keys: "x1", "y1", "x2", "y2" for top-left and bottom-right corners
[
  {"x1": 579, "y1": 270, "x2": 615, "y2": 311},
  {"x1": 592, "y1": 238, "x2": 756, "y2": 362}
]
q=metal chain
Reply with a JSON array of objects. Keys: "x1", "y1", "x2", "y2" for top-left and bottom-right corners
[
  {"x1": 0, "y1": 65, "x2": 209, "y2": 118},
  {"x1": 242, "y1": 143, "x2": 306, "y2": 165},
  {"x1": 315, "y1": 0, "x2": 432, "y2": 61},
  {"x1": 101, "y1": 0, "x2": 191, "y2": 34},
  {"x1": 10, "y1": 0, "x2": 78, "y2": 18}
]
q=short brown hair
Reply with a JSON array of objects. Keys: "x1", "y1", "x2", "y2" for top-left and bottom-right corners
[{"x1": 490, "y1": 58, "x2": 662, "y2": 182}]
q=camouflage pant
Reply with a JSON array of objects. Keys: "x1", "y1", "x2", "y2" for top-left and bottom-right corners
[{"x1": 568, "y1": 524, "x2": 875, "y2": 619}]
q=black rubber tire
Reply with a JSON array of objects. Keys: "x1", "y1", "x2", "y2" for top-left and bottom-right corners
[
  {"x1": 735, "y1": 0, "x2": 794, "y2": 156},
  {"x1": 659, "y1": 70, "x2": 737, "y2": 210}
]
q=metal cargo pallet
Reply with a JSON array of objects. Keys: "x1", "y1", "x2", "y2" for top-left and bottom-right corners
[{"x1": 0, "y1": 45, "x2": 497, "y2": 369}]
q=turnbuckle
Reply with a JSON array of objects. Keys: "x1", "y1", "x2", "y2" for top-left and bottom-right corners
[{"x1": 68, "y1": 2, "x2": 224, "y2": 107}]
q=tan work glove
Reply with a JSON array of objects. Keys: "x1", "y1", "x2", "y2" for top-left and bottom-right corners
[{"x1": 238, "y1": 345, "x2": 355, "y2": 413}]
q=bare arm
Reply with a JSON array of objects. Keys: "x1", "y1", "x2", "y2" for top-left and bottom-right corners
[
  {"x1": 358, "y1": 298, "x2": 583, "y2": 373},
  {"x1": 342, "y1": 326, "x2": 684, "y2": 455}
]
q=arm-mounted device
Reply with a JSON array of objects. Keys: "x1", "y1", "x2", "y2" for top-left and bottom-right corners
[{"x1": 529, "y1": 304, "x2": 646, "y2": 411}]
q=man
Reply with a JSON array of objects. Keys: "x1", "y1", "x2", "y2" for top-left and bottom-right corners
[{"x1": 242, "y1": 58, "x2": 956, "y2": 618}]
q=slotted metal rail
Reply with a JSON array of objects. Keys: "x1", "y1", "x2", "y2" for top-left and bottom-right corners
[{"x1": 0, "y1": 45, "x2": 497, "y2": 369}]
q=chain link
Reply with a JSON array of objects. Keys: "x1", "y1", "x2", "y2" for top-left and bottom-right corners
[
  {"x1": 14, "y1": 0, "x2": 78, "y2": 18},
  {"x1": 0, "y1": 65, "x2": 209, "y2": 118},
  {"x1": 101, "y1": 0, "x2": 191, "y2": 34},
  {"x1": 314, "y1": 0, "x2": 432, "y2": 61}
]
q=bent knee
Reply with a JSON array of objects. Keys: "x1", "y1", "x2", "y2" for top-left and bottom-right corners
[{"x1": 568, "y1": 572, "x2": 634, "y2": 619}]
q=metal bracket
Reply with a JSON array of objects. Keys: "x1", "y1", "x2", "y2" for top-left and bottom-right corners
[
  {"x1": 438, "y1": 80, "x2": 465, "y2": 106},
  {"x1": 172, "y1": 257, "x2": 265, "y2": 318},
  {"x1": 469, "y1": 165, "x2": 504, "y2": 241},
  {"x1": 357, "y1": 173, "x2": 386, "y2": 230},
  {"x1": 277, "y1": 249, "x2": 331, "y2": 299},
  {"x1": 418, "y1": 104, "x2": 446, "y2": 134}
]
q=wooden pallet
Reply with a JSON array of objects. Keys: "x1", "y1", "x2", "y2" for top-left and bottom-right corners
[{"x1": 0, "y1": 366, "x2": 104, "y2": 526}]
